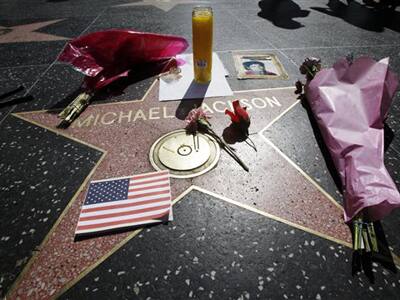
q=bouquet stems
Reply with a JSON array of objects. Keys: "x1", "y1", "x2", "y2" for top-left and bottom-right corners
[
  {"x1": 58, "y1": 92, "x2": 93, "y2": 127},
  {"x1": 353, "y1": 213, "x2": 378, "y2": 253}
]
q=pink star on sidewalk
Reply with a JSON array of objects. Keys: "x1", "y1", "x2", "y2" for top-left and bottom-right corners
[
  {"x1": 0, "y1": 19, "x2": 68, "y2": 44},
  {"x1": 8, "y1": 83, "x2": 352, "y2": 299}
]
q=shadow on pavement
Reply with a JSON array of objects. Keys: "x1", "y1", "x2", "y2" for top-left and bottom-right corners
[
  {"x1": 311, "y1": 0, "x2": 400, "y2": 33},
  {"x1": 258, "y1": 0, "x2": 310, "y2": 29}
]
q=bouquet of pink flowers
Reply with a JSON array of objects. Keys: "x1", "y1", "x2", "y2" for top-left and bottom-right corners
[{"x1": 296, "y1": 56, "x2": 400, "y2": 252}]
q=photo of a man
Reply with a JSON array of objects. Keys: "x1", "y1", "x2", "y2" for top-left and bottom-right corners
[
  {"x1": 243, "y1": 60, "x2": 277, "y2": 76},
  {"x1": 234, "y1": 53, "x2": 288, "y2": 80}
]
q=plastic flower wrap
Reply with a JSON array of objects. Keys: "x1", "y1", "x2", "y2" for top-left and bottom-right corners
[
  {"x1": 298, "y1": 56, "x2": 400, "y2": 252},
  {"x1": 57, "y1": 29, "x2": 188, "y2": 126}
]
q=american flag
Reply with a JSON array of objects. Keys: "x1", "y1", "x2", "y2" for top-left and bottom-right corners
[{"x1": 75, "y1": 170, "x2": 172, "y2": 235}]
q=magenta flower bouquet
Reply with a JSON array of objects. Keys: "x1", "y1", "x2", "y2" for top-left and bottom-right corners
[{"x1": 57, "y1": 30, "x2": 188, "y2": 126}]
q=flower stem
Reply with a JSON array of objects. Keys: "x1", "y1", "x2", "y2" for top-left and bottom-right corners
[{"x1": 204, "y1": 127, "x2": 249, "y2": 172}]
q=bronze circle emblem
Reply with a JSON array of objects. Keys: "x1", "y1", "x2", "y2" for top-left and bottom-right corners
[{"x1": 149, "y1": 129, "x2": 220, "y2": 178}]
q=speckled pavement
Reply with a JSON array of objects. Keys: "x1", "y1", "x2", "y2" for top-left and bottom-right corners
[{"x1": 1, "y1": 0, "x2": 400, "y2": 299}]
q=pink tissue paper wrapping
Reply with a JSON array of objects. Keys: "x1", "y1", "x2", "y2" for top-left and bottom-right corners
[{"x1": 305, "y1": 57, "x2": 400, "y2": 222}]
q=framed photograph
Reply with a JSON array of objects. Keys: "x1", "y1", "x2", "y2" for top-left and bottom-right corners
[{"x1": 233, "y1": 53, "x2": 289, "y2": 80}]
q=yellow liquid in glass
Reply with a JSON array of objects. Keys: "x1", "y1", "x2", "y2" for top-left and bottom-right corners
[{"x1": 192, "y1": 8, "x2": 213, "y2": 84}]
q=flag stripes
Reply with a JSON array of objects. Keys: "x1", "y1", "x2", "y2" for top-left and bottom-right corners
[{"x1": 75, "y1": 171, "x2": 172, "y2": 235}]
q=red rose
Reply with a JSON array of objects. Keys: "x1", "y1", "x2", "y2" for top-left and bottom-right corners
[{"x1": 225, "y1": 100, "x2": 250, "y2": 134}]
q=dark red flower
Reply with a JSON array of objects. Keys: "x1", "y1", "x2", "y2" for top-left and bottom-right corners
[
  {"x1": 299, "y1": 57, "x2": 321, "y2": 81},
  {"x1": 295, "y1": 80, "x2": 303, "y2": 94},
  {"x1": 225, "y1": 100, "x2": 250, "y2": 134}
]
